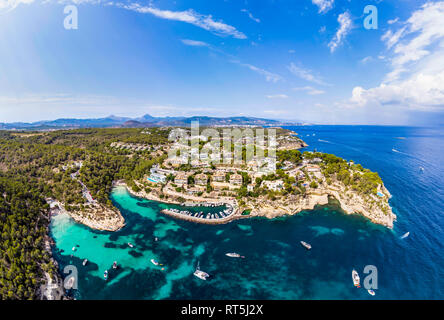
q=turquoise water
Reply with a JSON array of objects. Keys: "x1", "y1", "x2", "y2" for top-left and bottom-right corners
[{"x1": 51, "y1": 126, "x2": 444, "y2": 299}]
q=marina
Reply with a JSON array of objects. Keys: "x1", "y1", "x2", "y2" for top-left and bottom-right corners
[{"x1": 160, "y1": 202, "x2": 236, "y2": 224}]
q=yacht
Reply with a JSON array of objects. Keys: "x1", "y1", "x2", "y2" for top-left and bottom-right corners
[
  {"x1": 104, "y1": 270, "x2": 108, "y2": 281},
  {"x1": 112, "y1": 261, "x2": 118, "y2": 269},
  {"x1": 226, "y1": 252, "x2": 244, "y2": 258},
  {"x1": 82, "y1": 259, "x2": 88, "y2": 266},
  {"x1": 151, "y1": 259, "x2": 159, "y2": 266},
  {"x1": 300, "y1": 241, "x2": 312, "y2": 250},
  {"x1": 128, "y1": 242, "x2": 134, "y2": 248},
  {"x1": 367, "y1": 289, "x2": 375, "y2": 296},
  {"x1": 352, "y1": 269, "x2": 360, "y2": 287},
  {"x1": 193, "y1": 262, "x2": 209, "y2": 280}
]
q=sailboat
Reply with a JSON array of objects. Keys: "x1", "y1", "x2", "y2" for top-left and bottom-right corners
[{"x1": 193, "y1": 261, "x2": 209, "y2": 280}]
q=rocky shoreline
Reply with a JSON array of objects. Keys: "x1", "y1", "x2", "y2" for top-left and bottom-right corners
[
  {"x1": 112, "y1": 180, "x2": 396, "y2": 229},
  {"x1": 247, "y1": 186, "x2": 396, "y2": 228},
  {"x1": 67, "y1": 205, "x2": 125, "y2": 232}
]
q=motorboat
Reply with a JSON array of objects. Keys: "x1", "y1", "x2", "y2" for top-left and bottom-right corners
[
  {"x1": 225, "y1": 253, "x2": 245, "y2": 258},
  {"x1": 352, "y1": 269, "x2": 360, "y2": 288},
  {"x1": 300, "y1": 241, "x2": 311, "y2": 250},
  {"x1": 151, "y1": 259, "x2": 159, "y2": 266}
]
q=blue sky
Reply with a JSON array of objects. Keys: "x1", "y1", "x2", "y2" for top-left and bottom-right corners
[{"x1": 0, "y1": 0, "x2": 443, "y2": 125}]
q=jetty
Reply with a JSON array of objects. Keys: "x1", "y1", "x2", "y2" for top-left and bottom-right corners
[{"x1": 160, "y1": 202, "x2": 237, "y2": 225}]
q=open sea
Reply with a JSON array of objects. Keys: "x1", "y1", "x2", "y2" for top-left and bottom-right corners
[{"x1": 50, "y1": 125, "x2": 444, "y2": 299}]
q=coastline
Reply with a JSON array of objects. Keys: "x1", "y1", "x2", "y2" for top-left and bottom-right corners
[
  {"x1": 112, "y1": 180, "x2": 245, "y2": 225},
  {"x1": 112, "y1": 179, "x2": 396, "y2": 229}
]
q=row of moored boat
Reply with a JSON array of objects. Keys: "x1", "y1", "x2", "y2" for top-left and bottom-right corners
[{"x1": 167, "y1": 207, "x2": 233, "y2": 220}]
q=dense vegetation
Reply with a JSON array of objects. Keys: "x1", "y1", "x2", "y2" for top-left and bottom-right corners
[
  {"x1": 0, "y1": 176, "x2": 56, "y2": 299},
  {"x1": 304, "y1": 151, "x2": 383, "y2": 195},
  {"x1": 0, "y1": 128, "x2": 169, "y2": 299}
]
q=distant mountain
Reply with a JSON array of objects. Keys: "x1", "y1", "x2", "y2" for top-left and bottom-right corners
[{"x1": 0, "y1": 114, "x2": 303, "y2": 130}]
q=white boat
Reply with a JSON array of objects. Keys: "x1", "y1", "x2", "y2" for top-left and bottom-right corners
[
  {"x1": 128, "y1": 242, "x2": 134, "y2": 248},
  {"x1": 352, "y1": 269, "x2": 360, "y2": 288},
  {"x1": 151, "y1": 259, "x2": 159, "y2": 266},
  {"x1": 300, "y1": 241, "x2": 311, "y2": 250},
  {"x1": 225, "y1": 252, "x2": 245, "y2": 258},
  {"x1": 193, "y1": 262, "x2": 209, "y2": 280},
  {"x1": 72, "y1": 246, "x2": 76, "y2": 251},
  {"x1": 400, "y1": 232, "x2": 410, "y2": 239},
  {"x1": 112, "y1": 261, "x2": 118, "y2": 269},
  {"x1": 82, "y1": 259, "x2": 88, "y2": 266},
  {"x1": 368, "y1": 289, "x2": 375, "y2": 296},
  {"x1": 104, "y1": 270, "x2": 108, "y2": 281}
]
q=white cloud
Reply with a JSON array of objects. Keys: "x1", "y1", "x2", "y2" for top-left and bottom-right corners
[
  {"x1": 288, "y1": 62, "x2": 329, "y2": 86},
  {"x1": 384, "y1": 2, "x2": 444, "y2": 80},
  {"x1": 180, "y1": 39, "x2": 209, "y2": 47},
  {"x1": 328, "y1": 12, "x2": 352, "y2": 52},
  {"x1": 346, "y1": 2, "x2": 444, "y2": 112},
  {"x1": 2, "y1": 1, "x2": 247, "y2": 39},
  {"x1": 241, "y1": 9, "x2": 260, "y2": 23},
  {"x1": 121, "y1": 4, "x2": 247, "y2": 39},
  {"x1": 233, "y1": 61, "x2": 283, "y2": 82},
  {"x1": 311, "y1": 0, "x2": 334, "y2": 14},
  {"x1": 388, "y1": 17, "x2": 399, "y2": 25},
  {"x1": 293, "y1": 86, "x2": 325, "y2": 95},
  {"x1": 0, "y1": 0, "x2": 34, "y2": 11},
  {"x1": 360, "y1": 56, "x2": 373, "y2": 64},
  {"x1": 381, "y1": 27, "x2": 406, "y2": 50},
  {"x1": 266, "y1": 94, "x2": 288, "y2": 99},
  {"x1": 349, "y1": 71, "x2": 444, "y2": 110}
]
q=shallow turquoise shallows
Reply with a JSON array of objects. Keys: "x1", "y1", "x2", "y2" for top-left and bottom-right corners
[{"x1": 51, "y1": 125, "x2": 444, "y2": 299}]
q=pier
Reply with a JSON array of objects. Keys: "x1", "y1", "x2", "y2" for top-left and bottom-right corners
[{"x1": 160, "y1": 202, "x2": 237, "y2": 225}]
